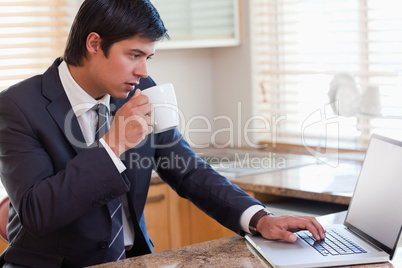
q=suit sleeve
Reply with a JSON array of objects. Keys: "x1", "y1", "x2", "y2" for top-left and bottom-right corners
[{"x1": 153, "y1": 128, "x2": 264, "y2": 236}]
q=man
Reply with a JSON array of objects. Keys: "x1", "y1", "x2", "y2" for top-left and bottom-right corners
[{"x1": 0, "y1": 0, "x2": 325, "y2": 267}]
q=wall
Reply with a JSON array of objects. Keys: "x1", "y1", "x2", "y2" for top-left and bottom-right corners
[
  {"x1": 148, "y1": 0, "x2": 254, "y2": 148},
  {"x1": 211, "y1": 0, "x2": 255, "y2": 148},
  {"x1": 147, "y1": 48, "x2": 215, "y2": 148}
]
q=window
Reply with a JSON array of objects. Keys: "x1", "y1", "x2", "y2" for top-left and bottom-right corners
[
  {"x1": 151, "y1": 0, "x2": 240, "y2": 49},
  {"x1": 0, "y1": 0, "x2": 71, "y2": 91},
  {"x1": 251, "y1": 0, "x2": 402, "y2": 151}
]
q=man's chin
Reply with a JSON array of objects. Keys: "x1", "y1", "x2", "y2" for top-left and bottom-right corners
[{"x1": 113, "y1": 92, "x2": 131, "y2": 99}]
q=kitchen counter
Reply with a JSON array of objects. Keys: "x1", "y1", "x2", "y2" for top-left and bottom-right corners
[
  {"x1": 228, "y1": 160, "x2": 360, "y2": 205},
  {"x1": 152, "y1": 148, "x2": 363, "y2": 206},
  {"x1": 89, "y1": 212, "x2": 401, "y2": 268}
]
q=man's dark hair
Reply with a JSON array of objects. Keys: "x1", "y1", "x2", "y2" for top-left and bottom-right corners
[{"x1": 63, "y1": 0, "x2": 168, "y2": 66}]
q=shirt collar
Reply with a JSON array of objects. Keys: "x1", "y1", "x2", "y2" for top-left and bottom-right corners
[{"x1": 58, "y1": 60, "x2": 110, "y2": 117}]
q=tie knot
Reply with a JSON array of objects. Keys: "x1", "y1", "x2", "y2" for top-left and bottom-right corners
[{"x1": 95, "y1": 103, "x2": 107, "y2": 114}]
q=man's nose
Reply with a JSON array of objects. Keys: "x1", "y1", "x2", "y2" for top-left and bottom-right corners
[{"x1": 135, "y1": 59, "x2": 148, "y2": 78}]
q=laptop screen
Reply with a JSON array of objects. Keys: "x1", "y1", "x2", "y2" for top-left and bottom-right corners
[{"x1": 345, "y1": 134, "x2": 402, "y2": 256}]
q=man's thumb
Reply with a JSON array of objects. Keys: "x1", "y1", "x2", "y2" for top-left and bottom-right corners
[
  {"x1": 282, "y1": 231, "x2": 298, "y2": 242},
  {"x1": 134, "y1": 88, "x2": 142, "y2": 96}
]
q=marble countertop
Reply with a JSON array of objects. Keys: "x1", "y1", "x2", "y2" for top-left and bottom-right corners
[
  {"x1": 228, "y1": 161, "x2": 361, "y2": 205},
  {"x1": 91, "y1": 236, "x2": 272, "y2": 268},
  {"x1": 91, "y1": 236, "x2": 400, "y2": 268},
  {"x1": 152, "y1": 148, "x2": 363, "y2": 205},
  {"x1": 89, "y1": 212, "x2": 401, "y2": 268}
]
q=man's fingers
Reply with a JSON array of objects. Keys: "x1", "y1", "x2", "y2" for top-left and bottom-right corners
[
  {"x1": 300, "y1": 216, "x2": 326, "y2": 240},
  {"x1": 258, "y1": 215, "x2": 326, "y2": 243},
  {"x1": 129, "y1": 115, "x2": 152, "y2": 139},
  {"x1": 132, "y1": 103, "x2": 153, "y2": 117},
  {"x1": 311, "y1": 217, "x2": 326, "y2": 240},
  {"x1": 105, "y1": 89, "x2": 155, "y2": 156},
  {"x1": 127, "y1": 89, "x2": 150, "y2": 108},
  {"x1": 128, "y1": 90, "x2": 153, "y2": 116}
]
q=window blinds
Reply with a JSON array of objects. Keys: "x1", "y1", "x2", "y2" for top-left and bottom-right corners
[
  {"x1": 0, "y1": 0, "x2": 69, "y2": 91},
  {"x1": 151, "y1": 0, "x2": 239, "y2": 48},
  {"x1": 251, "y1": 0, "x2": 402, "y2": 151}
]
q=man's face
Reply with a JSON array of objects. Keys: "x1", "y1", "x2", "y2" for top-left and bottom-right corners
[{"x1": 90, "y1": 36, "x2": 156, "y2": 99}]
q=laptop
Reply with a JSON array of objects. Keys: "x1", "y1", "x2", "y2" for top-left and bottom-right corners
[{"x1": 246, "y1": 134, "x2": 402, "y2": 268}]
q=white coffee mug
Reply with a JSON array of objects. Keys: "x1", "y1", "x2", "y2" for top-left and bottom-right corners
[{"x1": 142, "y1": 83, "x2": 178, "y2": 133}]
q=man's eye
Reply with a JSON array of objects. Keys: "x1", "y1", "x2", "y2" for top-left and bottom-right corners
[{"x1": 146, "y1": 56, "x2": 153, "y2": 61}]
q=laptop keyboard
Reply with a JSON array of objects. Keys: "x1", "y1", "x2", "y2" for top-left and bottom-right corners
[{"x1": 297, "y1": 229, "x2": 367, "y2": 256}]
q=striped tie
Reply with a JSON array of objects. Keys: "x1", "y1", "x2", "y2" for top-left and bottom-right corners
[
  {"x1": 94, "y1": 103, "x2": 108, "y2": 141},
  {"x1": 94, "y1": 103, "x2": 125, "y2": 261},
  {"x1": 105, "y1": 197, "x2": 126, "y2": 261}
]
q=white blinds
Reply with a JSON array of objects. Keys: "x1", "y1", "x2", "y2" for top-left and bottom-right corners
[
  {"x1": 0, "y1": 0, "x2": 70, "y2": 91},
  {"x1": 151, "y1": 0, "x2": 239, "y2": 48},
  {"x1": 251, "y1": 0, "x2": 402, "y2": 151}
]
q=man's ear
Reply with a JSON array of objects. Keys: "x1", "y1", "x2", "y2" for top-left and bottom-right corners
[{"x1": 86, "y1": 32, "x2": 101, "y2": 56}]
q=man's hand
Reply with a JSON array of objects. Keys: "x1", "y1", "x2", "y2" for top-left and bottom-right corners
[
  {"x1": 104, "y1": 89, "x2": 154, "y2": 156},
  {"x1": 256, "y1": 214, "x2": 326, "y2": 242}
]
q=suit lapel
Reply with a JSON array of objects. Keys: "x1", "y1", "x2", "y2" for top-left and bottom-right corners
[{"x1": 43, "y1": 58, "x2": 86, "y2": 154}]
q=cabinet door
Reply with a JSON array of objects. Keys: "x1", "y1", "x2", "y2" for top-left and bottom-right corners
[
  {"x1": 189, "y1": 191, "x2": 255, "y2": 244},
  {"x1": 189, "y1": 204, "x2": 236, "y2": 244},
  {"x1": 145, "y1": 183, "x2": 256, "y2": 251},
  {"x1": 144, "y1": 183, "x2": 171, "y2": 252},
  {"x1": 0, "y1": 238, "x2": 7, "y2": 254}
]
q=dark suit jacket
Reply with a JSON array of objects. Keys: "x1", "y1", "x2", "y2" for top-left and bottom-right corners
[{"x1": 0, "y1": 58, "x2": 262, "y2": 267}]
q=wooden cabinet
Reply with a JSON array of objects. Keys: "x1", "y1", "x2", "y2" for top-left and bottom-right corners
[
  {"x1": 188, "y1": 190, "x2": 255, "y2": 245},
  {"x1": 188, "y1": 203, "x2": 235, "y2": 244},
  {"x1": 144, "y1": 183, "x2": 193, "y2": 252},
  {"x1": 0, "y1": 238, "x2": 7, "y2": 254},
  {"x1": 143, "y1": 183, "x2": 171, "y2": 252},
  {"x1": 144, "y1": 183, "x2": 248, "y2": 252}
]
